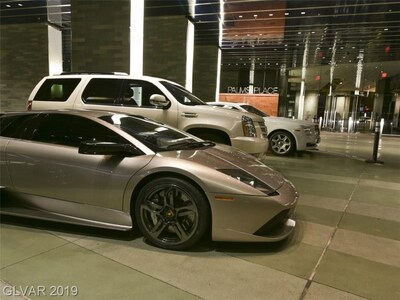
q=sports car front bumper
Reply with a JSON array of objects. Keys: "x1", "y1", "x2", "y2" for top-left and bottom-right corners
[{"x1": 209, "y1": 180, "x2": 298, "y2": 242}]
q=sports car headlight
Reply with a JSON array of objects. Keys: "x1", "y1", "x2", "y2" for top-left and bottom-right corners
[
  {"x1": 218, "y1": 169, "x2": 278, "y2": 196},
  {"x1": 242, "y1": 115, "x2": 257, "y2": 137}
]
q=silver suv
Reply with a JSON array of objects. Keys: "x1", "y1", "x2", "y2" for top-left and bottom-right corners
[{"x1": 28, "y1": 73, "x2": 268, "y2": 155}]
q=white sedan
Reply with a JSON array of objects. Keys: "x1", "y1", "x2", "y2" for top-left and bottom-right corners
[{"x1": 208, "y1": 102, "x2": 320, "y2": 156}]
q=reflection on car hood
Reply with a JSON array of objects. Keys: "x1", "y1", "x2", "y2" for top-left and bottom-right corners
[{"x1": 159, "y1": 144, "x2": 286, "y2": 190}]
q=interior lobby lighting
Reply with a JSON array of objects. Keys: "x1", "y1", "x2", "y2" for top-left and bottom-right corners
[
  {"x1": 285, "y1": 12, "x2": 289, "y2": 16},
  {"x1": 301, "y1": 11, "x2": 306, "y2": 15},
  {"x1": 384, "y1": 28, "x2": 388, "y2": 31},
  {"x1": 269, "y1": 13, "x2": 273, "y2": 16},
  {"x1": 18, "y1": 3, "x2": 23, "y2": 6},
  {"x1": 6, "y1": 4, "x2": 11, "y2": 7}
]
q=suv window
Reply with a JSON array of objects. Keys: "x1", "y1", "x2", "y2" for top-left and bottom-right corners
[
  {"x1": 31, "y1": 114, "x2": 127, "y2": 147},
  {"x1": 122, "y1": 80, "x2": 165, "y2": 108},
  {"x1": 34, "y1": 78, "x2": 81, "y2": 101},
  {"x1": 82, "y1": 78, "x2": 122, "y2": 105}
]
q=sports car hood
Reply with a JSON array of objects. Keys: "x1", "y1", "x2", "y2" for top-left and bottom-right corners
[
  {"x1": 191, "y1": 105, "x2": 265, "y2": 123},
  {"x1": 159, "y1": 144, "x2": 286, "y2": 190},
  {"x1": 265, "y1": 116, "x2": 314, "y2": 127}
]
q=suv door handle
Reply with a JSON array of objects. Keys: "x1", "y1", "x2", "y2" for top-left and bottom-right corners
[{"x1": 181, "y1": 112, "x2": 198, "y2": 118}]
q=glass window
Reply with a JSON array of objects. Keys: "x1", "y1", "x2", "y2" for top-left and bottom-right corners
[
  {"x1": 100, "y1": 114, "x2": 214, "y2": 152},
  {"x1": 122, "y1": 80, "x2": 165, "y2": 108},
  {"x1": 241, "y1": 105, "x2": 269, "y2": 117},
  {"x1": 34, "y1": 78, "x2": 81, "y2": 101},
  {"x1": 31, "y1": 114, "x2": 126, "y2": 147},
  {"x1": 160, "y1": 81, "x2": 206, "y2": 106},
  {"x1": 82, "y1": 78, "x2": 122, "y2": 105},
  {"x1": 0, "y1": 114, "x2": 42, "y2": 139}
]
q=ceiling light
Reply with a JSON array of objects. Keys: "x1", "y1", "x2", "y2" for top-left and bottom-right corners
[
  {"x1": 238, "y1": 15, "x2": 243, "y2": 18},
  {"x1": 384, "y1": 28, "x2": 388, "y2": 31},
  {"x1": 18, "y1": 3, "x2": 23, "y2": 6},
  {"x1": 301, "y1": 12, "x2": 306, "y2": 15},
  {"x1": 298, "y1": 32, "x2": 302, "y2": 34},
  {"x1": 6, "y1": 4, "x2": 11, "y2": 7},
  {"x1": 269, "y1": 13, "x2": 273, "y2": 17},
  {"x1": 254, "y1": 14, "x2": 258, "y2": 18},
  {"x1": 285, "y1": 12, "x2": 289, "y2": 16}
]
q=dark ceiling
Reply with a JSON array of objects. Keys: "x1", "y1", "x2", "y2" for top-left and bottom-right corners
[{"x1": 1, "y1": 0, "x2": 400, "y2": 91}]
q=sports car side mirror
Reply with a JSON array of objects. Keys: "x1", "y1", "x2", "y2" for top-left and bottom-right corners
[{"x1": 78, "y1": 141, "x2": 142, "y2": 156}]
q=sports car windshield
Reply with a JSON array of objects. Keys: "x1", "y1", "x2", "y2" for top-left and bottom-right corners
[
  {"x1": 160, "y1": 81, "x2": 206, "y2": 106},
  {"x1": 100, "y1": 114, "x2": 215, "y2": 152}
]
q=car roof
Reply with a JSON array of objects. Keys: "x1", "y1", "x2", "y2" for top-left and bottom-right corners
[
  {"x1": 44, "y1": 73, "x2": 176, "y2": 84},
  {"x1": 1, "y1": 109, "x2": 122, "y2": 119}
]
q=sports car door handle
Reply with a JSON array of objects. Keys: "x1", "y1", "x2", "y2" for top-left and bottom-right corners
[{"x1": 181, "y1": 112, "x2": 198, "y2": 118}]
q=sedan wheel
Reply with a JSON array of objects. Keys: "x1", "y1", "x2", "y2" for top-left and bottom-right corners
[
  {"x1": 135, "y1": 177, "x2": 209, "y2": 250},
  {"x1": 269, "y1": 131, "x2": 295, "y2": 156}
]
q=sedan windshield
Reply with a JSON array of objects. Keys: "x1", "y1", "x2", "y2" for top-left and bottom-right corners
[
  {"x1": 241, "y1": 105, "x2": 270, "y2": 117},
  {"x1": 100, "y1": 114, "x2": 214, "y2": 152},
  {"x1": 161, "y1": 81, "x2": 206, "y2": 106}
]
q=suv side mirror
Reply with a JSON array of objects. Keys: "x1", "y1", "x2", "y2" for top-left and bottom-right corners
[{"x1": 149, "y1": 94, "x2": 169, "y2": 108}]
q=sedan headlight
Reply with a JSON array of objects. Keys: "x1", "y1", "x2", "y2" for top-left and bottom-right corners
[
  {"x1": 242, "y1": 115, "x2": 257, "y2": 137},
  {"x1": 218, "y1": 169, "x2": 278, "y2": 196},
  {"x1": 295, "y1": 125, "x2": 312, "y2": 135}
]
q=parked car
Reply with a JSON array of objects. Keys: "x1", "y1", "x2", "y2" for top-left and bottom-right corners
[
  {"x1": 0, "y1": 110, "x2": 298, "y2": 250},
  {"x1": 208, "y1": 102, "x2": 320, "y2": 156},
  {"x1": 27, "y1": 73, "x2": 268, "y2": 156}
]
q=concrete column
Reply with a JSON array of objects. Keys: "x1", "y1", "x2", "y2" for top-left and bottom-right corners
[
  {"x1": 143, "y1": 15, "x2": 187, "y2": 85},
  {"x1": 71, "y1": 0, "x2": 130, "y2": 72},
  {"x1": 0, "y1": 23, "x2": 48, "y2": 111},
  {"x1": 297, "y1": 33, "x2": 310, "y2": 120},
  {"x1": 47, "y1": 0, "x2": 63, "y2": 75}
]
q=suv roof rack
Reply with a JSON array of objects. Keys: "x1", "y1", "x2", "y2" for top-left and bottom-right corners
[{"x1": 59, "y1": 72, "x2": 128, "y2": 76}]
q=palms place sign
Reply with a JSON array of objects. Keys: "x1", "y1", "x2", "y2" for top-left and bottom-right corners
[{"x1": 227, "y1": 86, "x2": 279, "y2": 94}]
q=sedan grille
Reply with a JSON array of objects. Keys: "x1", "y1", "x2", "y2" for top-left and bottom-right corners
[{"x1": 258, "y1": 122, "x2": 268, "y2": 138}]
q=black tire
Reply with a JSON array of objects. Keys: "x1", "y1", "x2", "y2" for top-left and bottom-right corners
[
  {"x1": 269, "y1": 131, "x2": 296, "y2": 156},
  {"x1": 134, "y1": 177, "x2": 209, "y2": 250}
]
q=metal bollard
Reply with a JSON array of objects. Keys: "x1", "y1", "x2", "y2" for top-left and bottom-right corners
[{"x1": 366, "y1": 114, "x2": 384, "y2": 164}]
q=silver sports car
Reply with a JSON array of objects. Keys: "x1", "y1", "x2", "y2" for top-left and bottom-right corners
[{"x1": 0, "y1": 110, "x2": 298, "y2": 250}]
